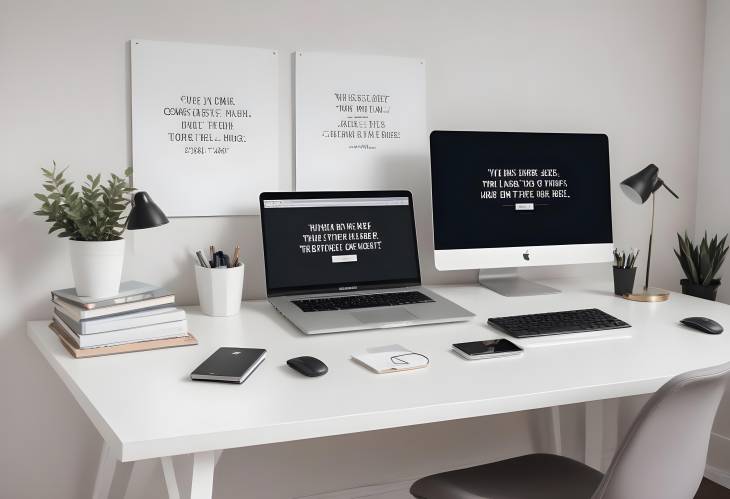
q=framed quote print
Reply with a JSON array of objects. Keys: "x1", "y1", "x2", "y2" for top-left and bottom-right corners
[
  {"x1": 295, "y1": 51, "x2": 427, "y2": 191},
  {"x1": 131, "y1": 40, "x2": 279, "y2": 216}
]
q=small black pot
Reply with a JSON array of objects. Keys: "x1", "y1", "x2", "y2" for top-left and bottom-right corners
[
  {"x1": 613, "y1": 267, "x2": 637, "y2": 295},
  {"x1": 680, "y1": 279, "x2": 721, "y2": 301}
]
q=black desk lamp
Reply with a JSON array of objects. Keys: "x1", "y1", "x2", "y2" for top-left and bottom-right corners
[
  {"x1": 620, "y1": 164, "x2": 678, "y2": 302},
  {"x1": 126, "y1": 191, "x2": 169, "y2": 230}
]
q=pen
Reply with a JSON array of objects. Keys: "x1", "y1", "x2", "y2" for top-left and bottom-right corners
[
  {"x1": 195, "y1": 250, "x2": 210, "y2": 268},
  {"x1": 213, "y1": 251, "x2": 226, "y2": 269}
]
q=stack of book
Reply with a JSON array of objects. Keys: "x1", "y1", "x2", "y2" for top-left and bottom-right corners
[{"x1": 49, "y1": 281, "x2": 196, "y2": 358}]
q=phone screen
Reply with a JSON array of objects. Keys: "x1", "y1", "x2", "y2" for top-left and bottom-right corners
[{"x1": 453, "y1": 339, "x2": 522, "y2": 356}]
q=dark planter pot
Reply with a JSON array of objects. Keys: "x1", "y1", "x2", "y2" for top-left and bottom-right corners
[
  {"x1": 613, "y1": 267, "x2": 637, "y2": 295},
  {"x1": 680, "y1": 279, "x2": 721, "y2": 301}
]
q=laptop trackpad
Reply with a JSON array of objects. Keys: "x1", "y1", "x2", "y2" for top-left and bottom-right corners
[{"x1": 351, "y1": 308, "x2": 416, "y2": 324}]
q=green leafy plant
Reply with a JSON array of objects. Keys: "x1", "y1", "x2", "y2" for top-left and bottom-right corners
[
  {"x1": 33, "y1": 162, "x2": 134, "y2": 241},
  {"x1": 674, "y1": 232, "x2": 729, "y2": 286}
]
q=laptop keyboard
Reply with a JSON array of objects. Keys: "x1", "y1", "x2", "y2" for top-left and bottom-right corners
[{"x1": 292, "y1": 291, "x2": 435, "y2": 312}]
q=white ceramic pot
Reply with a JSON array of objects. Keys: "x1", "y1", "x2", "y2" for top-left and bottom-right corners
[
  {"x1": 194, "y1": 264, "x2": 245, "y2": 316},
  {"x1": 69, "y1": 239, "x2": 126, "y2": 298}
]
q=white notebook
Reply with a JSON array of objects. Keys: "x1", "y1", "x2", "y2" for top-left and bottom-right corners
[
  {"x1": 52, "y1": 315, "x2": 188, "y2": 348},
  {"x1": 352, "y1": 345, "x2": 429, "y2": 374}
]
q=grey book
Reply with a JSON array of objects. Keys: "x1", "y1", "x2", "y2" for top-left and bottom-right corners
[{"x1": 51, "y1": 281, "x2": 173, "y2": 310}]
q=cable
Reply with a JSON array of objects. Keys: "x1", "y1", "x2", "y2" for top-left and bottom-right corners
[{"x1": 390, "y1": 352, "x2": 429, "y2": 366}]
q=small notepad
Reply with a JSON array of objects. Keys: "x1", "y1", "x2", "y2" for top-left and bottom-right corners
[{"x1": 352, "y1": 344, "x2": 429, "y2": 374}]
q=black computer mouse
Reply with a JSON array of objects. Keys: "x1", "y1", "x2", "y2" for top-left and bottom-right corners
[
  {"x1": 287, "y1": 356, "x2": 328, "y2": 377},
  {"x1": 680, "y1": 317, "x2": 724, "y2": 335}
]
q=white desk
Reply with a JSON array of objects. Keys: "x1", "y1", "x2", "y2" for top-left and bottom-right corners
[{"x1": 27, "y1": 278, "x2": 730, "y2": 499}]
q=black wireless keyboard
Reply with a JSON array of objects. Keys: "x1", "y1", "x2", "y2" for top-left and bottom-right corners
[
  {"x1": 488, "y1": 308, "x2": 630, "y2": 338},
  {"x1": 293, "y1": 291, "x2": 434, "y2": 312}
]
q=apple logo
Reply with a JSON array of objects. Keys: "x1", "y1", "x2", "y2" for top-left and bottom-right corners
[{"x1": 523, "y1": 249, "x2": 530, "y2": 261}]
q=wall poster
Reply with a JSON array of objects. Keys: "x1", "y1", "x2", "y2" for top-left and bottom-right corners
[
  {"x1": 131, "y1": 40, "x2": 279, "y2": 216},
  {"x1": 295, "y1": 51, "x2": 426, "y2": 191}
]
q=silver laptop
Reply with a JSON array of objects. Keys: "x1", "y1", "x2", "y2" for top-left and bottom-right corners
[{"x1": 259, "y1": 191, "x2": 474, "y2": 334}]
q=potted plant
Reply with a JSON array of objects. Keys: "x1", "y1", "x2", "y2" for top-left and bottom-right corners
[
  {"x1": 34, "y1": 163, "x2": 134, "y2": 298},
  {"x1": 674, "y1": 232, "x2": 729, "y2": 301},
  {"x1": 613, "y1": 248, "x2": 639, "y2": 295}
]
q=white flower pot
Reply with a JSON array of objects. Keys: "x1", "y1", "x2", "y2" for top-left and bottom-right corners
[
  {"x1": 194, "y1": 264, "x2": 245, "y2": 316},
  {"x1": 69, "y1": 239, "x2": 126, "y2": 298}
]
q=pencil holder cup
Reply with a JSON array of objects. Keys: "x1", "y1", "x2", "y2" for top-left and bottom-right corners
[
  {"x1": 194, "y1": 264, "x2": 245, "y2": 316},
  {"x1": 613, "y1": 267, "x2": 637, "y2": 296}
]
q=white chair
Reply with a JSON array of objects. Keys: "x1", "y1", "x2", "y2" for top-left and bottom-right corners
[{"x1": 411, "y1": 362, "x2": 730, "y2": 499}]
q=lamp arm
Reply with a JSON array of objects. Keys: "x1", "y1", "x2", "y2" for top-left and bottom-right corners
[
  {"x1": 657, "y1": 179, "x2": 679, "y2": 199},
  {"x1": 645, "y1": 193, "x2": 655, "y2": 290}
]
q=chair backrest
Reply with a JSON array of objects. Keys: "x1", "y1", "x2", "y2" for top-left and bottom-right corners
[{"x1": 592, "y1": 361, "x2": 730, "y2": 499}]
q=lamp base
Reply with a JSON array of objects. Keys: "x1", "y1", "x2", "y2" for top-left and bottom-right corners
[{"x1": 623, "y1": 287, "x2": 670, "y2": 302}]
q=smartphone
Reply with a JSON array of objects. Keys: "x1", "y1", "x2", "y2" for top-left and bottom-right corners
[{"x1": 452, "y1": 339, "x2": 523, "y2": 360}]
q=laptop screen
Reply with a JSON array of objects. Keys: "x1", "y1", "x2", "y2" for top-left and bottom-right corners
[{"x1": 260, "y1": 191, "x2": 421, "y2": 296}]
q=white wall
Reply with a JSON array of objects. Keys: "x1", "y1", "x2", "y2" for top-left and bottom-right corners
[
  {"x1": 0, "y1": 1, "x2": 707, "y2": 498},
  {"x1": 696, "y1": 0, "x2": 730, "y2": 305},
  {"x1": 696, "y1": 0, "x2": 730, "y2": 475}
]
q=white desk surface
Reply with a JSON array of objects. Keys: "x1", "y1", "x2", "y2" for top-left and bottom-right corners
[{"x1": 27, "y1": 278, "x2": 730, "y2": 462}]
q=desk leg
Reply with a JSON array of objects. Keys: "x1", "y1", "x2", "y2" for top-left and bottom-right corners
[
  {"x1": 585, "y1": 400, "x2": 604, "y2": 470},
  {"x1": 92, "y1": 441, "x2": 133, "y2": 499},
  {"x1": 549, "y1": 406, "x2": 562, "y2": 455},
  {"x1": 92, "y1": 442, "x2": 116, "y2": 499},
  {"x1": 161, "y1": 451, "x2": 221, "y2": 499},
  {"x1": 190, "y1": 451, "x2": 216, "y2": 499},
  {"x1": 160, "y1": 457, "x2": 181, "y2": 499}
]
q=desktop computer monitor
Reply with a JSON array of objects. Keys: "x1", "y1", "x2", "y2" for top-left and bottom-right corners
[{"x1": 429, "y1": 131, "x2": 613, "y2": 296}]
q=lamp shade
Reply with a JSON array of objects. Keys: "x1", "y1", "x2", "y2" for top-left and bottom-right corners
[
  {"x1": 127, "y1": 191, "x2": 169, "y2": 230},
  {"x1": 620, "y1": 164, "x2": 659, "y2": 205}
]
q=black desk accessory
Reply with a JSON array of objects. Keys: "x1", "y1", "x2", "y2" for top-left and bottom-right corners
[
  {"x1": 191, "y1": 347, "x2": 266, "y2": 383},
  {"x1": 620, "y1": 164, "x2": 679, "y2": 302},
  {"x1": 680, "y1": 317, "x2": 724, "y2": 335},
  {"x1": 287, "y1": 356, "x2": 328, "y2": 377},
  {"x1": 126, "y1": 191, "x2": 169, "y2": 230},
  {"x1": 488, "y1": 308, "x2": 630, "y2": 338}
]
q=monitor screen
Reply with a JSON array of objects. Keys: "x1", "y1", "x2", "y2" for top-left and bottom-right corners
[
  {"x1": 430, "y1": 131, "x2": 613, "y2": 252},
  {"x1": 260, "y1": 192, "x2": 421, "y2": 296}
]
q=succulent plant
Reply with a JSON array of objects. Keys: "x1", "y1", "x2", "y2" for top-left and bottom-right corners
[{"x1": 674, "y1": 232, "x2": 729, "y2": 286}]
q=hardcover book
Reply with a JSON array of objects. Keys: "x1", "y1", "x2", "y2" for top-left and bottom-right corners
[
  {"x1": 54, "y1": 306, "x2": 185, "y2": 335},
  {"x1": 52, "y1": 316, "x2": 188, "y2": 348},
  {"x1": 51, "y1": 281, "x2": 173, "y2": 310},
  {"x1": 49, "y1": 321, "x2": 197, "y2": 358}
]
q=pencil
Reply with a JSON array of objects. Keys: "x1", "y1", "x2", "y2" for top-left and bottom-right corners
[{"x1": 232, "y1": 244, "x2": 240, "y2": 267}]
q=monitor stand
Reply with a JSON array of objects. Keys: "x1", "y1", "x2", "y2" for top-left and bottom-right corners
[{"x1": 478, "y1": 268, "x2": 560, "y2": 297}]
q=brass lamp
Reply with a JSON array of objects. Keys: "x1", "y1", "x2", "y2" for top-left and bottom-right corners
[{"x1": 620, "y1": 164, "x2": 678, "y2": 302}]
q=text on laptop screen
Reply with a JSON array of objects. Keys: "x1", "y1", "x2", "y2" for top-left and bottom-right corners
[{"x1": 261, "y1": 195, "x2": 420, "y2": 295}]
